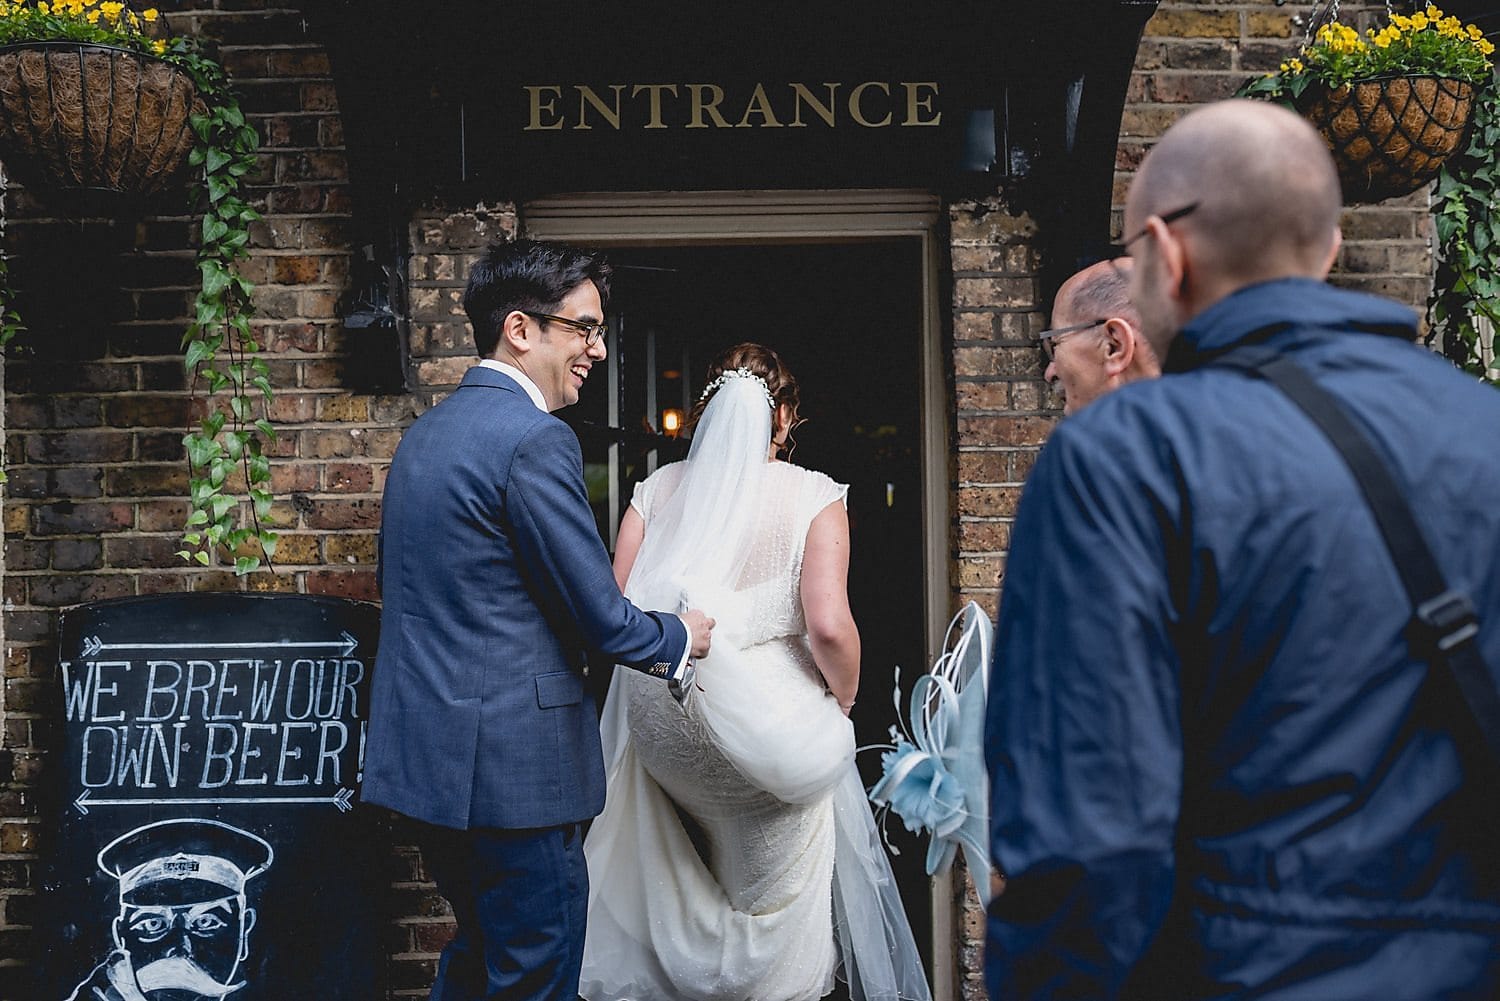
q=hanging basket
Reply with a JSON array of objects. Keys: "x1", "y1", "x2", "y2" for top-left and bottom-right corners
[
  {"x1": 1297, "y1": 75, "x2": 1475, "y2": 204},
  {"x1": 0, "y1": 42, "x2": 204, "y2": 201}
]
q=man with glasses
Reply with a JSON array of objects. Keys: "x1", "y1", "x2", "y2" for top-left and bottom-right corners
[
  {"x1": 364, "y1": 239, "x2": 715, "y2": 1001},
  {"x1": 1039, "y1": 258, "x2": 1158, "y2": 415},
  {"x1": 987, "y1": 100, "x2": 1500, "y2": 999}
]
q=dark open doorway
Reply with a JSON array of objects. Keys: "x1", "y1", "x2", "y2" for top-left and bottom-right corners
[{"x1": 565, "y1": 239, "x2": 935, "y2": 977}]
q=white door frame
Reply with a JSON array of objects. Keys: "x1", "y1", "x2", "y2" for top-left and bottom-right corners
[{"x1": 523, "y1": 188, "x2": 958, "y2": 1001}]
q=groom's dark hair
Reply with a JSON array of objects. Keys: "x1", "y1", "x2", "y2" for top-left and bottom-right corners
[{"x1": 464, "y1": 239, "x2": 613, "y2": 358}]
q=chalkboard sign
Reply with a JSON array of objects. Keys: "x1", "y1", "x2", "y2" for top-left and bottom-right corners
[{"x1": 40, "y1": 594, "x2": 386, "y2": 1001}]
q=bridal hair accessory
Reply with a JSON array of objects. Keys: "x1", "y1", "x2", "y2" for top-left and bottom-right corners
[
  {"x1": 698, "y1": 367, "x2": 776, "y2": 408},
  {"x1": 867, "y1": 602, "x2": 994, "y2": 905}
]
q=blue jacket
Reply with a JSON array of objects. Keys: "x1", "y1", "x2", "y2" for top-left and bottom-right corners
[
  {"x1": 986, "y1": 279, "x2": 1500, "y2": 999},
  {"x1": 361, "y1": 365, "x2": 687, "y2": 830}
]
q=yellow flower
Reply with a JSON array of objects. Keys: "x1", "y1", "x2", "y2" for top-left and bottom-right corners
[
  {"x1": 85, "y1": 8, "x2": 98, "y2": 21},
  {"x1": 1481, "y1": 38, "x2": 1496, "y2": 55},
  {"x1": 36, "y1": 1, "x2": 48, "y2": 13},
  {"x1": 1468, "y1": 24, "x2": 1485, "y2": 40},
  {"x1": 1410, "y1": 12, "x2": 1429, "y2": 30},
  {"x1": 142, "y1": 7, "x2": 157, "y2": 21},
  {"x1": 151, "y1": 38, "x2": 166, "y2": 54},
  {"x1": 1425, "y1": 4, "x2": 1444, "y2": 19}
]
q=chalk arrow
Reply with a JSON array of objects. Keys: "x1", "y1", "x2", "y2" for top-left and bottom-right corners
[
  {"x1": 73, "y1": 788, "x2": 356, "y2": 814},
  {"x1": 78, "y1": 636, "x2": 361, "y2": 658}
]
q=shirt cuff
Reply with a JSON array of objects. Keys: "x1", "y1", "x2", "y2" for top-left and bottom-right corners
[{"x1": 670, "y1": 617, "x2": 693, "y2": 683}]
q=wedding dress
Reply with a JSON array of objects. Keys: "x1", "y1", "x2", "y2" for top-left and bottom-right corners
[{"x1": 580, "y1": 373, "x2": 930, "y2": 1001}]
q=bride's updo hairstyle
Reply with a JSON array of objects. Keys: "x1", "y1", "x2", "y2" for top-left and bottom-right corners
[{"x1": 683, "y1": 342, "x2": 800, "y2": 439}]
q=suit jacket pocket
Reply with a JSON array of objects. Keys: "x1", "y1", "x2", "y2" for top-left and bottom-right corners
[{"x1": 535, "y1": 671, "x2": 583, "y2": 709}]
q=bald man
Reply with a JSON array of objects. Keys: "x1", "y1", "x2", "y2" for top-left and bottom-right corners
[
  {"x1": 987, "y1": 100, "x2": 1500, "y2": 1000},
  {"x1": 1041, "y1": 258, "x2": 1159, "y2": 414}
]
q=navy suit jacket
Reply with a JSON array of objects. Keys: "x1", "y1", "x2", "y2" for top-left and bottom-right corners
[{"x1": 361, "y1": 365, "x2": 688, "y2": 830}]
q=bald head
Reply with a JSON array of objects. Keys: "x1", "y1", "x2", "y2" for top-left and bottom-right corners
[
  {"x1": 1045, "y1": 258, "x2": 1159, "y2": 414},
  {"x1": 1129, "y1": 100, "x2": 1342, "y2": 287},
  {"x1": 1057, "y1": 259, "x2": 1139, "y2": 329}
]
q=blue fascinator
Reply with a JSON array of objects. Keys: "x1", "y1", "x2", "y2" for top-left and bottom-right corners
[{"x1": 868, "y1": 602, "x2": 994, "y2": 905}]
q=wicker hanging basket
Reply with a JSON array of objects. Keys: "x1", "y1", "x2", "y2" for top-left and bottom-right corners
[
  {"x1": 1297, "y1": 75, "x2": 1475, "y2": 204},
  {"x1": 0, "y1": 42, "x2": 204, "y2": 201}
]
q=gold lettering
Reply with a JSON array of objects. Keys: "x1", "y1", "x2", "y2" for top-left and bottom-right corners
[
  {"x1": 631, "y1": 84, "x2": 679, "y2": 129},
  {"x1": 849, "y1": 82, "x2": 892, "y2": 127},
  {"x1": 574, "y1": 85, "x2": 626, "y2": 130},
  {"x1": 523, "y1": 85, "x2": 564, "y2": 131},
  {"x1": 735, "y1": 83, "x2": 784, "y2": 128},
  {"x1": 789, "y1": 83, "x2": 839, "y2": 127},
  {"x1": 686, "y1": 84, "x2": 732, "y2": 129},
  {"x1": 902, "y1": 82, "x2": 941, "y2": 126}
]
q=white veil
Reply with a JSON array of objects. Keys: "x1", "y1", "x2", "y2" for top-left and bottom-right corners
[{"x1": 595, "y1": 370, "x2": 931, "y2": 1001}]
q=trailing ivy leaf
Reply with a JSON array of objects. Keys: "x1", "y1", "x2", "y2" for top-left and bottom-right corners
[
  {"x1": 184, "y1": 338, "x2": 214, "y2": 372},
  {"x1": 185, "y1": 434, "x2": 220, "y2": 467},
  {"x1": 234, "y1": 556, "x2": 260, "y2": 575}
]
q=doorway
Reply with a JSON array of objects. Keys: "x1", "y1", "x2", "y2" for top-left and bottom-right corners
[{"x1": 525, "y1": 191, "x2": 953, "y2": 995}]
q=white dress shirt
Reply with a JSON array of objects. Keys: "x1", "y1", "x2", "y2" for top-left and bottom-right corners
[{"x1": 478, "y1": 358, "x2": 548, "y2": 411}]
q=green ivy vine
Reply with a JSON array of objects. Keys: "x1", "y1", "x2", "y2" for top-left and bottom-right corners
[
  {"x1": 164, "y1": 41, "x2": 277, "y2": 574},
  {"x1": 1428, "y1": 66, "x2": 1500, "y2": 385}
]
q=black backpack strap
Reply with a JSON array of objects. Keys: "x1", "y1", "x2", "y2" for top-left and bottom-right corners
[{"x1": 1218, "y1": 346, "x2": 1500, "y2": 763}]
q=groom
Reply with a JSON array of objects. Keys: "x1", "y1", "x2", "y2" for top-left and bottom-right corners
[{"x1": 362, "y1": 239, "x2": 715, "y2": 1001}]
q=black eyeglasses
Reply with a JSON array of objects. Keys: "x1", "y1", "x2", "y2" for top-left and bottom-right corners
[
  {"x1": 1037, "y1": 319, "x2": 1106, "y2": 361},
  {"x1": 1109, "y1": 201, "x2": 1200, "y2": 258},
  {"x1": 522, "y1": 310, "x2": 608, "y2": 347}
]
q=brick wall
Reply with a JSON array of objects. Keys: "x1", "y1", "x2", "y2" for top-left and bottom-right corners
[{"x1": 0, "y1": 2, "x2": 403, "y2": 993}]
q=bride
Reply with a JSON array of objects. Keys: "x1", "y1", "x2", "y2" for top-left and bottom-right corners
[{"x1": 580, "y1": 343, "x2": 931, "y2": 1001}]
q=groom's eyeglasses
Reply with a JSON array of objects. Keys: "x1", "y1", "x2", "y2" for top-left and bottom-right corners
[{"x1": 523, "y1": 310, "x2": 608, "y2": 347}]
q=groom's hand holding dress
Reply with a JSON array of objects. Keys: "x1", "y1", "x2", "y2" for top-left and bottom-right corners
[{"x1": 670, "y1": 607, "x2": 715, "y2": 704}]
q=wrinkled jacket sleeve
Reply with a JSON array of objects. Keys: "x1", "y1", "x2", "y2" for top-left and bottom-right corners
[
  {"x1": 507, "y1": 418, "x2": 688, "y2": 670},
  {"x1": 984, "y1": 421, "x2": 1185, "y2": 999}
]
